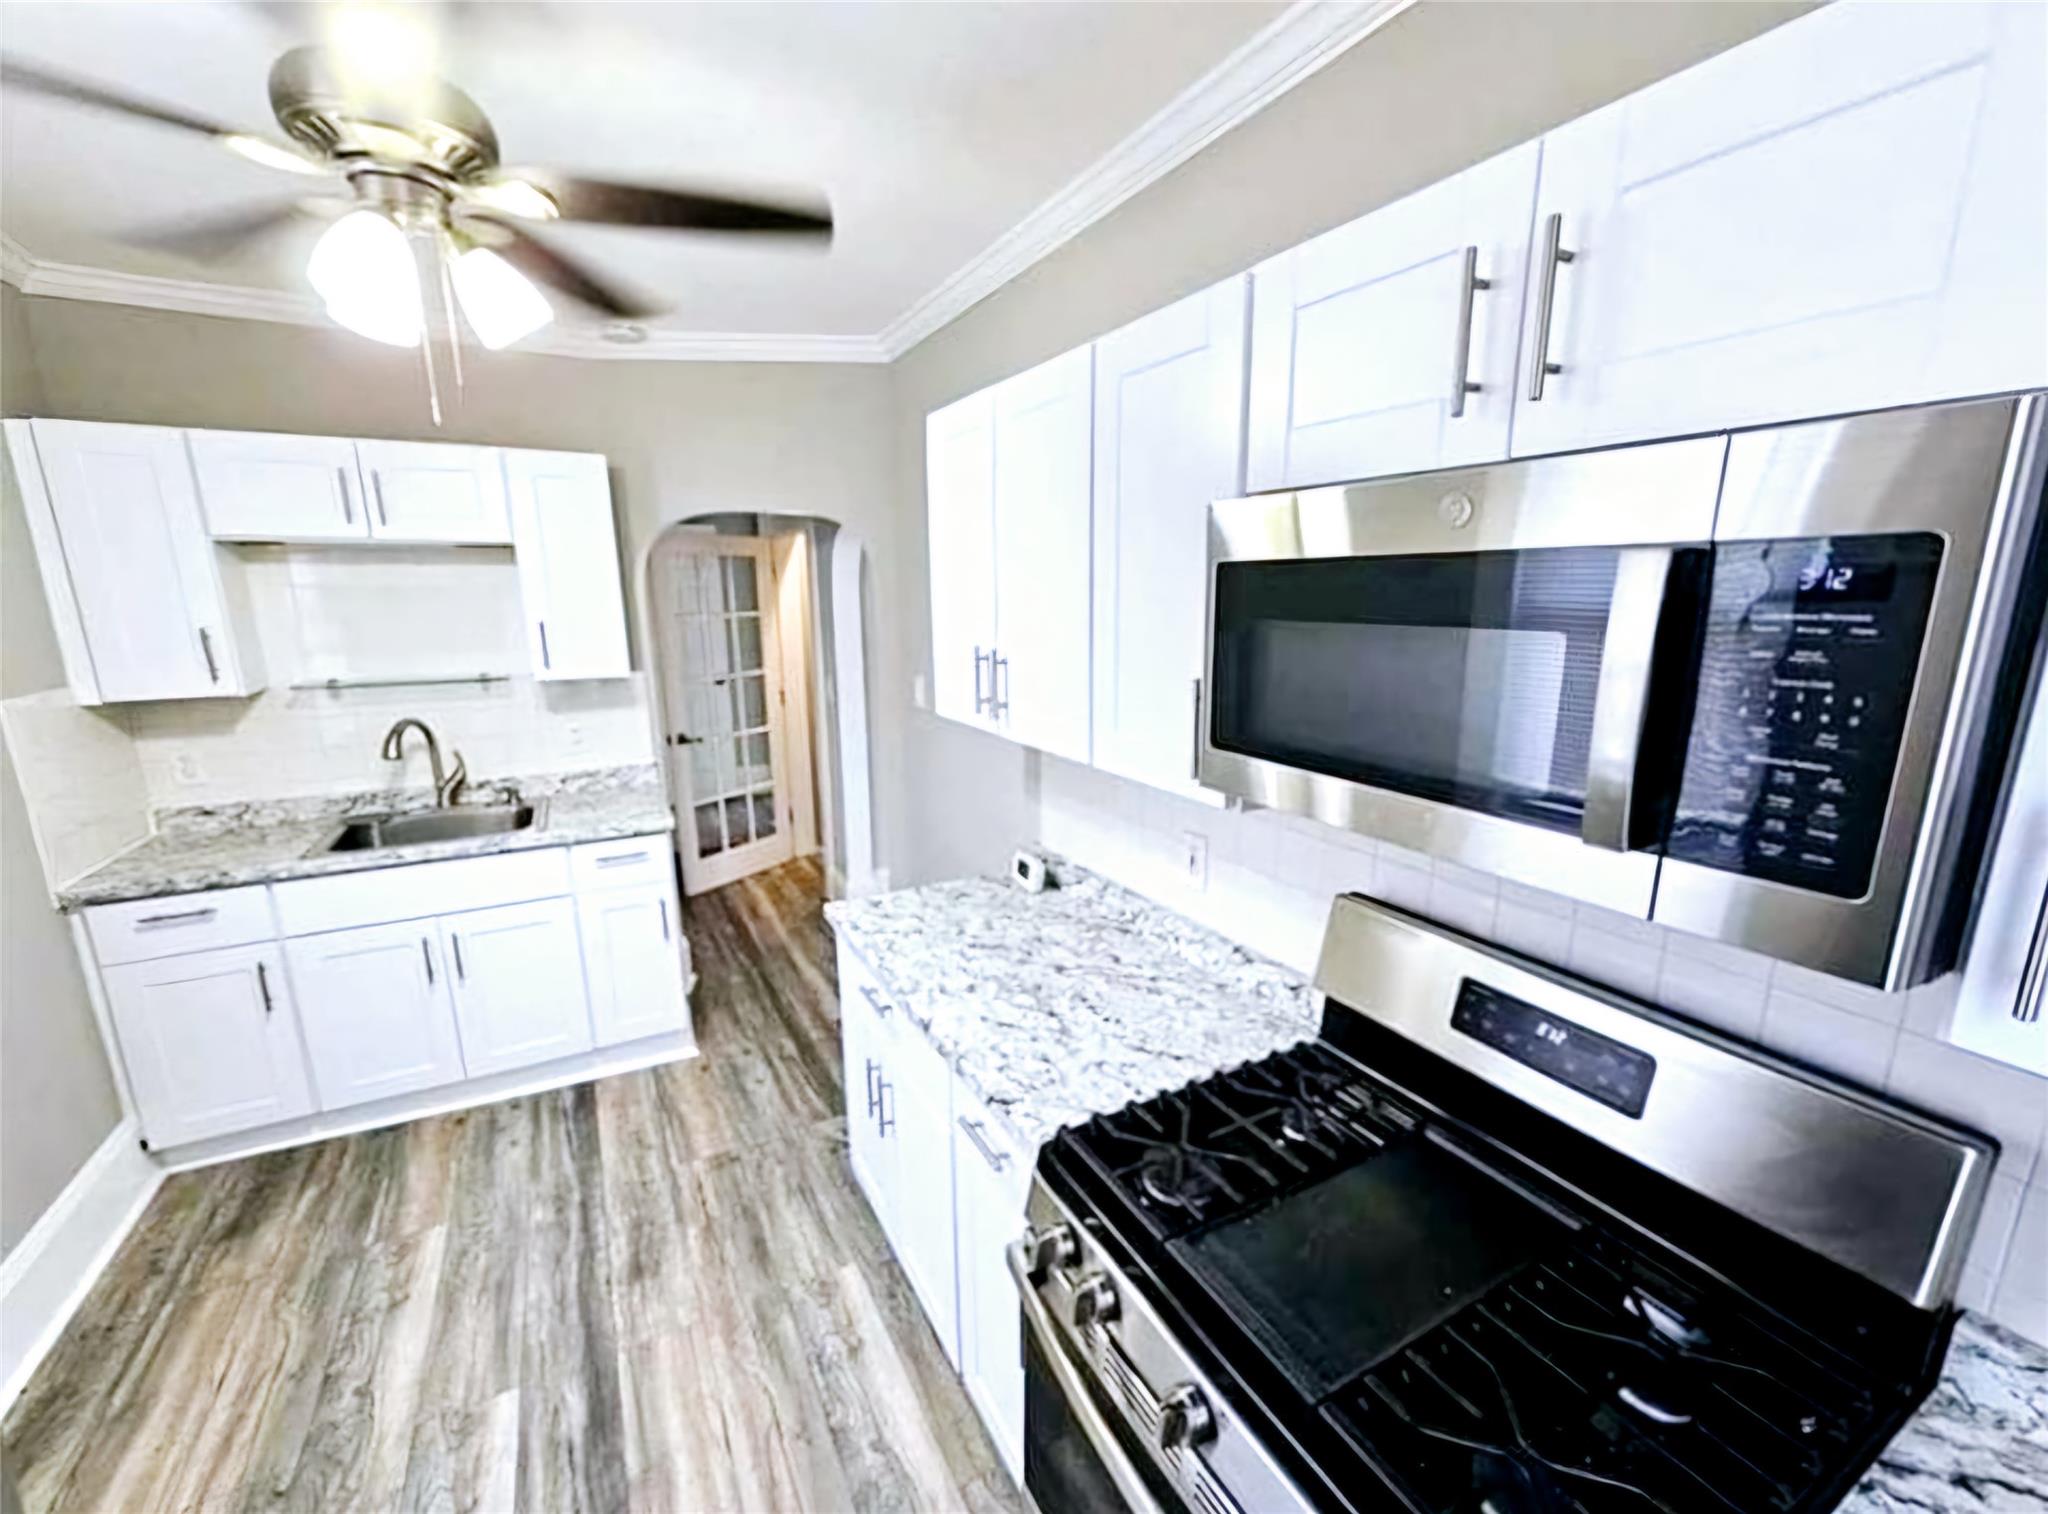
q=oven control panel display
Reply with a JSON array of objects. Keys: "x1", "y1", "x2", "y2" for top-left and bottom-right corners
[
  {"x1": 1665, "y1": 533, "x2": 1943, "y2": 900},
  {"x1": 1452, "y1": 980, "x2": 1655, "y2": 1118}
]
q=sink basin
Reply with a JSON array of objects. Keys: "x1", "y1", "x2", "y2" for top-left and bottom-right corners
[{"x1": 324, "y1": 804, "x2": 536, "y2": 853}]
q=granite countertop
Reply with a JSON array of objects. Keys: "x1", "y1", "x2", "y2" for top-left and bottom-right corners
[
  {"x1": 824, "y1": 860, "x2": 2048, "y2": 1514},
  {"x1": 56, "y1": 764, "x2": 673, "y2": 909},
  {"x1": 823, "y1": 860, "x2": 1320, "y2": 1149}
]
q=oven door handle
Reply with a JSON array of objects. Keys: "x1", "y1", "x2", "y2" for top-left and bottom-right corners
[
  {"x1": 1006, "y1": 1240, "x2": 1170, "y2": 1514},
  {"x1": 1582, "y1": 545, "x2": 1678, "y2": 854}
]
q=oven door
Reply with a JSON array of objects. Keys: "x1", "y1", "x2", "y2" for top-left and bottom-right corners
[{"x1": 1202, "y1": 435, "x2": 1725, "y2": 915}]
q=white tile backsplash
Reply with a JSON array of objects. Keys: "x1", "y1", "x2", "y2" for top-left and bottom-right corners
[
  {"x1": 0, "y1": 688, "x2": 151, "y2": 888},
  {"x1": 1033, "y1": 753, "x2": 2048, "y2": 1345}
]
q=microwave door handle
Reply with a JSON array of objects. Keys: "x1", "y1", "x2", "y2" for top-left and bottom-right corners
[{"x1": 1582, "y1": 546, "x2": 1676, "y2": 853}]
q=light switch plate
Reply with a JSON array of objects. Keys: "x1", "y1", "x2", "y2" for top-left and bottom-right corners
[
  {"x1": 912, "y1": 672, "x2": 929, "y2": 710},
  {"x1": 1181, "y1": 831, "x2": 1208, "y2": 891}
]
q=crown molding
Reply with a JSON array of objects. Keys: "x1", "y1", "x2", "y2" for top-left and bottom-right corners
[
  {"x1": 874, "y1": 0, "x2": 1416, "y2": 359},
  {"x1": 2, "y1": 0, "x2": 1409, "y2": 363}
]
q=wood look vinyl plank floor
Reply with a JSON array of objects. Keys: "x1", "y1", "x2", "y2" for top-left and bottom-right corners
[{"x1": 4, "y1": 857, "x2": 1021, "y2": 1514}]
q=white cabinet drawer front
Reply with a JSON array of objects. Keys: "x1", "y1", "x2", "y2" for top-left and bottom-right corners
[
  {"x1": 951, "y1": 1081, "x2": 1032, "y2": 1209},
  {"x1": 104, "y1": 943, "x2": 313, "y2": 1147},
  {"x1": 286, "y1": 922, "x2": 465, "y2": 1111},
  {"x1": 87, "y1": 885, "x2": 276, "y2": 965},
  {"x1": 568, "y1": 834, "x2": 673, "y2": 893},
  {"x1": 187, "y1": 430, "x2": 368, "y2": 542},
  {"x1": 577, "y1": 883, "x2": 690, "y2": 1047},
  {"x1": 444, "y1": 896, "x2": 594, "y2": 1076},
  {"x1": 839, "y1": 942, "x2": 903, "y2": 1036},
  {"x1": 273, "y1": 847, "x2": 571, "y2": 936}
]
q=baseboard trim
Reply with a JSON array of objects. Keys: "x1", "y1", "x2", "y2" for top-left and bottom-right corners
[{"x1": 0, "y1": 1118, "x2": 163, "y2": 1413}]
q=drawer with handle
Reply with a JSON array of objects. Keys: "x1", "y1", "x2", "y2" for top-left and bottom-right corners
[
  {"x1": 569, "y1": 834, "x2": 673, "y2": 892},
  {"x1": 953, "y1": 1078, "x2": 1033, "y2": 1206},
  {"x1": 85, "y1": 885, "x2": 276, "y2": 966}
]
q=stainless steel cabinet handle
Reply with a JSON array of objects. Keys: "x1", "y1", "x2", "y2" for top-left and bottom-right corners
[
  {"x1": 959, "y1": 1116, "x2": 1011, "y2": 1172},
  {"x1": 371, "y1": 472, "x2": 389, "y2": 526},
  {"x1": 858, "y1": 982, "x2": 893, "y2": 1019},
  {"x1": 876, "y1": 1079, "x2": 895, "y2": 1136},
  {"x1": 865, "y1": 1057, "x2": 881, "y2": 1118},
  {"x1": 972, "y1": 645, "x2": 990, "y2": 715},
  {"x1": 1527, "y1": 211, "x2": 1576, "y2": 402},
  {"x1": 2016, "y1": 896, "x2": 2048, "y2": 1023},
  {"x1": 198, "y1": 627, "x2": 220, "y2": 684},
  {"x1": 991, "y1": 653, "x2": 1011, "y2": 722},
  {"x1": 596, "y1": 850, "x2": 650, "y2": 868},
  {"x1": 451, "y1": 934, "x2": 466, "y2": 981},
  {"x1": 659, "y1": 897, "x2": 671, "y2": 943},
  {"x1": 537, "y1": 620, "x2": 551, "y2": 670},
  {"x1": 1582, "y1": 547, "x2": 1675, "y2": 853},
  {"x1": 137, "y1": 907, "x2": 216, "y2": 927},
  {"x1": 338, "y1": 465, "x2": 354, "y2": 524},
  {"x1": 256, "y1": 960, "x2": 274, "y2": 1016},
  {"x1": 421, "y1": 937, "x2": 435, "y2": 985},
  {"x1": 1006, "y1": 1242, "x2": 1168, "y2": 1514},
  {"x1": 1448, "y1": 244, "x2": 1490, "y2": 418}
]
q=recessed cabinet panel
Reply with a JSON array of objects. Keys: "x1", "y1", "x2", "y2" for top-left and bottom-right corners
[
  {"x1": 504, "y1": 448, "x2": 631, "y2": 680},
  {"x1": 104, "y1": 943, "x2": 314, "y2": 1147},
  {"x1": 952, "y1": 1082, "x2": 1030, "y2": 1483},
  {"x1": 1511, "y1": 1, "x2": 2048, "y2": 457},
  {"x1": 188, "y1": 429, "x2": 370, "y2": 542},
  {"x1": 357, "y1": 440, "x2": 513, "y2": 543},
  {"x1": 443, "y1": 895, "x2": 593, "y2": 1076},
  {"x1": 881, "y1": 1000, "x2": 959, "y2": 1364},
  {"x1": 926, "y1": 391, "x2": 998, "y2": 729},
  {"x1": 287, "y1": 921, "x2": 466, "y2": 1109},
  {"x1": 578, "y1": 881, "x2": 691, "y2": 1047}
]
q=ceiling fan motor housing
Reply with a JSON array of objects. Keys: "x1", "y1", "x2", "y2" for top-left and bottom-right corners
[{"x1": 268, "y1": 46, "x2": 500, "y2": 183}]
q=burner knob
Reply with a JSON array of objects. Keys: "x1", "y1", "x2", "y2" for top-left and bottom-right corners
[
  {"x1": 1020, "y1": 1223, "x2": 1078, "y2": 1281},
  {"x1": 1070, "y1": 1272, "x2": 1119, "y2": 1329},
  {"x1": 1158, "y1": 1384, "x2": 1215, "y2": 1451}
]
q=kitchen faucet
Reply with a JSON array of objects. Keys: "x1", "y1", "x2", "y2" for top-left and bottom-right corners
[{"x1": 380, "y1": 718, "x2": 468, "y2": 808}]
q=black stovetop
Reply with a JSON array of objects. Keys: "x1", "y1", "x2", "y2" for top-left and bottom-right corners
[{"x1": 1042, "y1": 1026, "x2": 1944, "y2": 1514}]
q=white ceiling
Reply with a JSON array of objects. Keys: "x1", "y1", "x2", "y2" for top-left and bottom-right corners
[{"x1": 0, "y1": 2, "x2": 1285, "y2": 344}]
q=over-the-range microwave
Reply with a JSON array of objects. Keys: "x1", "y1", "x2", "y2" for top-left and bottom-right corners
[{"x1": 1201, "y1": 395, "x2": 2048, "y2": 988}]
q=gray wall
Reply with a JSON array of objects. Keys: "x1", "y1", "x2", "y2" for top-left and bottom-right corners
[
  {"x1": 886, "y1": 0, "x2": 1811, "y2": 884},
  {"x1": 1, "y1": 282, "x2": 124, "y2": 1256}
]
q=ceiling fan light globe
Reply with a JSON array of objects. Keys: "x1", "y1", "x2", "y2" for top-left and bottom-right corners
[
  {"x1": 307, "y1": 209, "x2": 422, "y2": 346},
  {"x1": 451, "y1": 247, "x2": 553, "y2": 349}
]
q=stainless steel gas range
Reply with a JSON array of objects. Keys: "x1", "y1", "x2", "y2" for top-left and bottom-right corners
[{"x1": 1011, "y1": 895, "x2": 1993, "y2": 1514}]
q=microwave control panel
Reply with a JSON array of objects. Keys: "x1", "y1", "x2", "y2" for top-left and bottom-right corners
[{"x1": 1665, "y1": 533, "x2": 1944, "y2": 900}]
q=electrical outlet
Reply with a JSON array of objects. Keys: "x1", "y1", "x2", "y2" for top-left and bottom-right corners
[
  {"x1": 1181, "y1": 830, "x2": 1209, "y2": 891},
  {"x1": 172, "y1": 753, "x2": 203, "y2": 786},
  {"x1": 564, "y1": 721, "x2": 585, "y2": 749}
]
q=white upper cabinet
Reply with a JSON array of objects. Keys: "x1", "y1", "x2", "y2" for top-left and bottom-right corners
[
  {"x1": 503, "y1": 448, "x2": 631, "y2": 680},
  {"x1": 1093, "y1": 277, "x2": 1247, "y2": 796},
  {"x1": 187, "y1": 429, "x2": 370, "y2": 542},
  {"x1": 991, "y1": 346, "x2": 1093, "y2": 764},
  {"x1": 356, "y1": 439, "x2": 513, "y2": 543},
  {"x1": 286, "y1": 920, "x2": 466, "y2": 1110},
  {"x1": 925, "y1": 390, "x2": 998, "y2": 730},
  {"x1": 443, "y1": 895, "x2": 593, "y2": 1077},
  {"x1": 6, "y1": 419, "x2": 264, "y2": 704},
  {"x1": 1248, "y1": 143, "x2": 1540, "y2": 489},
  {"x1": 103, "y1": 943, "x2": 313, "y2": 1147},
  {"x1": 1511, "y1": 0, "x2": 2048, "y2": 458}
]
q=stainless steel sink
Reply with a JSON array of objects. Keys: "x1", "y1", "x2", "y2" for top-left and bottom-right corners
[{"x1": 324, "y1": 803, "x2": 536, "y2": 853}]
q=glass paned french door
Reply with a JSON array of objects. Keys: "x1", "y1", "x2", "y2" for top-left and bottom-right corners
[{"x1": 656, "y1": 534, "x2": 793, "y2": 893}]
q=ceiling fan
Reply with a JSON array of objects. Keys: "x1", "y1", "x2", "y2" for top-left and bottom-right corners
[{"x1": 1, "y1": 31, "x2": 833, "y2": 368}]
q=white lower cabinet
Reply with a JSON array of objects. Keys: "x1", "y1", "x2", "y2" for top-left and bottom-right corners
[
  {"x1": 578, "y1": 879, "x2": 692, "y2": 1047},
  {"x1": 841, "y1": 943, "x2": 897, "y2": 1228},
  {"x1": 951, "y1": 1084, "x2": 1031, "y2": 1484},
  {"x1": 286, "y1": 921, "x2": 466, "y2": 1111},
  {"x1": 443, "y1": 896, "x2": 594, "y2": 1077},
  {"x1": 104, "y1": 943, "x2": 314, "y2": 1147},
  {"x1": 885, "y1": 1012, "x2": 960, "y2": 1365}
]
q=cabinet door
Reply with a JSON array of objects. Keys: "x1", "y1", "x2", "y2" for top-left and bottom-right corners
[
  {"x1": 991, "y1": 346, "x2": 1093, "y2": 763},
  {"x1": 186, "y1": 429, "x2": 369, "y2": 542},
  {"x1": 286, "y1": 922, "x2": 465, "y2": 1110},
  {"x1": 1093, "y1": 277, "x2": 1247, "y2": 796},
  {"x1": 22, "y1": 420, "x2": 262, "y2": 702},
  {"x1": 1247, "y1": 142, "x2": 1539, "y2": 489},
  {"x1": 1512, "y1": 1, "x2": 2048, "y2": 458},
  {"x1": 443, "y1": 896, "x2": 593, "y2": 1076},
  {"x1": 357, "y1": 440, "x2": 513, "y2": 543},
  {"x1": 952, "y1": 1086, "x2": 1031, "y2": 1485},
  {"x1": 925, "y1": 390, "x2": 998, "y2": 729},
  {"x1": 504, "y1": 449, "x2": 631, "y2": 680},
  {"x1": 104, "y1": 943, "x2": 313, "y2": 1147},
  {"x1": 837, "y1": 942, "x2": 895, "y2": 1232},
  {"x1": 577, "y1": 880, "x2": 692, "y2": 1047},
  {"x1": 882, "y1": 1012, "x2": 958, "y2": 1364}
]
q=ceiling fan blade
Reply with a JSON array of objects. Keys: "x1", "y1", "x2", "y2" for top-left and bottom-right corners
[
  {"x1": 468, "y1": 217, "x2": 667, "y2": 320},
  {"x1": 123, "y1": 201, "x2": 326, "y2": 263},
  {"x1": 512, "y1": 174, "x2": 833, "y2": 239},
  {"x1": 2, "y1": 58, "x2": 245, "y2": 140}
]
